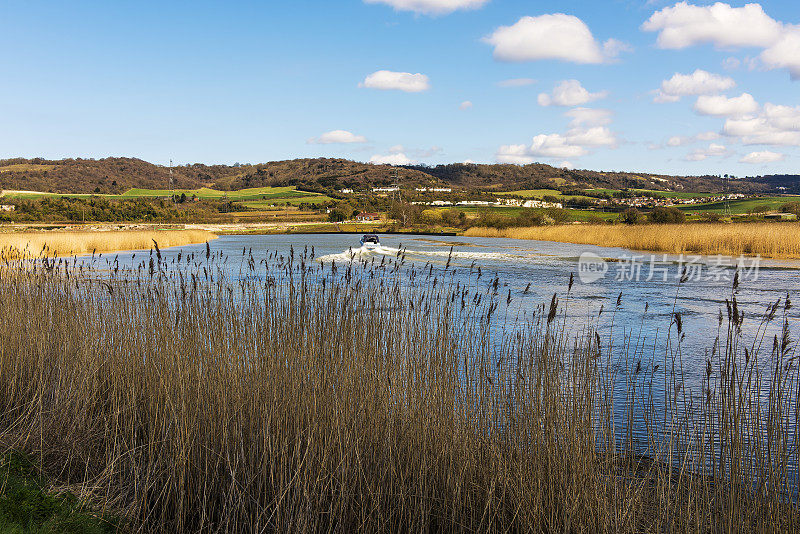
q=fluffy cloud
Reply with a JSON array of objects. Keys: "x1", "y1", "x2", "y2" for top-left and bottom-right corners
[
  {"x1": 653, "y1": 69, "x2": 735, "y2": 103},
  {"x1": 739, "y1": 150, "x2": 785, "y2": 164},
  {"x1": 693, "y1": 93, "x2": 759, "y2": 117},
  {"x1": 538, "y1": 80, "x2": 608, "y2": 107},
  {"x1": 307, "y1": 130, "x2": 367, "y2": 145},
  {"x1": 484, "y1": 14, "x2": 625, "y2": 64},
  {"x1": 760, "y1": 26, "x2": 800, "y2": 80},
  {"x1": 496, "y1": 78, "x2": 537, "y2": 88},
  {"x1": 363, "y1": 0, "x2": 488, "y2": 15},
  {"x1": 369, "y1": 152, "x2": 415, "y2": 165},
  {"x1": 360, "y1": 70, "x2": 430, "y2": 92},
  {"x1": 496, "y1": 126, "x2": 617, "y2": 163},
  {"x1": 642, "y1": 2, "x2": 783, "y2": 49},
  {"x1": 685, "y1": 143, "x2": 727, "y2": 161},
  {"x1": 565, "y1": 107, "x2": 613, "y2": 127},
  {"x1": 723, "y1": 103, "x2": 800, "y2": 146},
  {"x1": 643, "y1": 2, "x2": 800, "y2": 79},
  {"x1": 459, "y1": 100, "x2": 473, "y2": 110}
]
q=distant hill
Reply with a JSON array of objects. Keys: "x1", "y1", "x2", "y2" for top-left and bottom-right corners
[{"x1": 0, "y1": 156, "x2": 797, "y2": 195}]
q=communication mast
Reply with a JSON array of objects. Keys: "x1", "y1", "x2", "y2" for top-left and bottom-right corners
[
  {"x1": 723, "y1": 174, "x2": 731, "y2": 217},
  {"x1": 169, "y1": 159, "x2": 175, "y2": 204}
]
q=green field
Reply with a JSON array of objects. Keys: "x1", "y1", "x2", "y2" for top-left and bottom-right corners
[
  {"x1": 1, "y1": 186, "x2": 330, "y2": 204},
  {"x1": 679, "y1": 196, "x2": 800, "y2": 214}
]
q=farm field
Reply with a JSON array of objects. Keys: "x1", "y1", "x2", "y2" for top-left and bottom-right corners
[
  {"x1": 679, "y1": 196, "x2": 800, "y2": 214},
  {"x1": 0, "y1": 185, "x2": 331, "y2": 204}
]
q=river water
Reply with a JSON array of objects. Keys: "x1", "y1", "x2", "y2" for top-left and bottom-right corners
[
  {"x1": 92, "y1": 232, "x2": 800, "y2": 383},
  {"x1": 84, "y1": 233, "x2": 800, "y2": 478}
]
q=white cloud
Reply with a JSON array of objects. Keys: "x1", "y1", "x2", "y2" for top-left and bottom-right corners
[
  {"x1": 559, "y1": 161, "x2": 575, "y2": 170},
  {"x1": 602, "y1": 38, "x2": 634, "y2": 59},
  {"x1": 369, "y1": 152, "x2": 415, "y2": 165},
  {"x1": 739, "y1": 150, "x2": 785, "y2": 163},
  {"x1": 667, "y1": 136, "x2": 691, "y2": 147},
  {"x1": 496, "y1": 78, "x2": 537, "y2": 88},
  {"x1": 653, "y1": 69, "x2": 735, "y2": 103},
  {"x1": 360, "y1": 70, "x2": 430, "y2": 92},
  {"x1": 760, "y1": 26, "x2": 800, "y2": 80},
  {"x1": 484, "y1": 14, "x2": 616, "y2": 64},
  {"x1": 723, "y1": 103, "x2": 800, "y2": 146},
  {"x1": 643, "y1": 3, "x2": 800, "y2": 79},
  {"x1": 307, "y1": 129, "x2": 368, "y2": 145},
  {"x1": 697, "y1": 130, "x2": 721, "y2": 141},
  {"x1": 694, "y1": 93, "x2": 759, "y2": 117},
  {"x1": 388, "y1": 144, "x2": 405, "y2": 153},
  {"x1": 642, "y1": 2, "x2": 783, "y2": 49},
  {"x1": 459, "y1": 100, "x2": 473, "y2": 110},
  {"x1": 564, "y1": 126, "x2": 617, "y2": 148},
  {"x1": 363, "y1": 0, "x2": 489, "y2": 15},
  {"x1": 565, "y1": 107, "x2": 613, "y2": 127},
  {"x1": 685, "y1": 143, "x2": 727, "y2": 161},
  {"x1": 538, "y1": 80, "x2": 608, "y2": 107},
  {"x1": 530, "y1": 135, "x2": 588, "y2": 158},
  {"x1": 496, "y1": 126, "x2": 617, "y2": 163}
]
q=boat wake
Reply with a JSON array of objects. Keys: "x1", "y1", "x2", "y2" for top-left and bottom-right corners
[{"x1": 316, "y1": 245, "x2": 527, "y2": 265}]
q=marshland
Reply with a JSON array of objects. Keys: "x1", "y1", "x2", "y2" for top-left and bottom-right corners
[{"x1": 0, "y1": 233, "x2": 798, "y2": 532}]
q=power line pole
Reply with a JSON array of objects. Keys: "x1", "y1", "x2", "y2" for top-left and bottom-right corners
[
  {"x1": 169, "y1": 159, "x2": 175, "y2": 204},
  {"x1": 723, "y1": 174, "x2": 731, "y2": 217}
]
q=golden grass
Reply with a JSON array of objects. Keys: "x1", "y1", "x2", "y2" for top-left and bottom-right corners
[
  {"x1": 465, "y1": 222, "x2": 800, "y2": 258},
  {"x1": 0, "y1": 229, "x2": 216, "y2": 256},
  {"x1": 0, "y1": 251, "x2": 797, "y2": 531}
]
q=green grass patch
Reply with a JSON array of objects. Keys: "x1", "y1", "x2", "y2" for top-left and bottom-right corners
[
  {"x1": 679, "y1": 196, "x2": 800, "y2": 214},
  {"x1": 0, "y1": 451, "x2": 119, "y2": 533}
]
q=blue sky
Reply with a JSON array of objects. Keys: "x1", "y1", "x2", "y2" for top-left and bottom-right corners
[{"x1": 1, "y1": 0, "x2": 798, "y2": 176}]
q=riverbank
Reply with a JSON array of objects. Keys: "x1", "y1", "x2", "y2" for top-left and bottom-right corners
[
  {"x1": 0, "y1": 229, "x2": 216, "y2": 256},
  {"x1": 466, "y1": 222, "x2": 800, "y2": 259}
]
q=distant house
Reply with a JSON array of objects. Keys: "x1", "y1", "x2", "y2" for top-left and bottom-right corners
[
  {"x1": 356, "y1": 212, "x2": 381, "y2": 222},
  {"x1": 0, "y1": 205, "x2": 15, "y2": 212},
  {"x1": 340, "y1": 188, "x2": 354, "y2": 194},
  {"x1": 372, "y1": 187, "x2": 399, "y2": 193}
]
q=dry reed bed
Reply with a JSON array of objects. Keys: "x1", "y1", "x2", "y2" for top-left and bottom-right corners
[
  {"x1": 0, "y1": 229, "x2": 216, "y2": 256},
  {"x1": 466, "y1": 222, "x2": 800, "y2": 258},
  {"x1": 0, "y1": 248, "x2": 797, "y2": 532}
]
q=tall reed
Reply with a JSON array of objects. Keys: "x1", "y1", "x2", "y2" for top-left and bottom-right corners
[
  {"x1": 465, "y1": 222, "x2": 800, "y2": 258},
  {"x1": 0, "y1": 229, "x2": 216, "y2": 257},
  {"x1": 0, "y1": 245, "x2": 796, "y2": 532}
]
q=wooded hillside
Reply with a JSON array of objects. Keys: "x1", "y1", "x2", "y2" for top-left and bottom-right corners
[{"x1": 1, "y1": 156, "x2": 797, "y2": 194}]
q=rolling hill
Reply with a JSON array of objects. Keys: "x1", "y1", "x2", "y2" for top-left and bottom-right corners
[{"x1": 1, "y1": 156, "x2": 798, "y2": 195}]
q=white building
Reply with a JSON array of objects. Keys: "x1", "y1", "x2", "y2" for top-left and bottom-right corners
[{"x1": 373, "y1": 187, "x2": 399, "y2": 193}]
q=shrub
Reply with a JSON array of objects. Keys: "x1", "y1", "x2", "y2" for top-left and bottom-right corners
[
  {"x1": 648, "y1": 206, "x2": 686, "y2": 224},
  {"x1": 618, "y1": 207, "x2": 643, "y2": 224}
]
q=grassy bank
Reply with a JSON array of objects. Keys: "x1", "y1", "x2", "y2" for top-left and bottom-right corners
[
  {"x1": 0, "y1": 450, "x2": 118, "y2": 532},
  {"x1": 0, "y1": 229, "x2": 216, "y2": 256},
  {"x1": 0, "y1": 250, "x2": 796, "y2": 531},
  {"x1": 466, "y1": 222, "x2": 800, "y2": 258}
]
